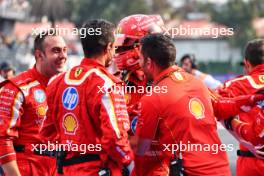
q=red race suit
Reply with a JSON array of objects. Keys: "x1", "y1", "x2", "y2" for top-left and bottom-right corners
[
  {"x1": 121, "y1": 70, "x2": 146, "y2": 135},
  {"x1": 40, "y1": 59, "x2": 134, "y2": 176},
  {"x1": 219, "y1": 64, "x2": 264, "y2": 176},
  {"x1": 0, "y1": 66, "x2": 56, "y2": 176}
]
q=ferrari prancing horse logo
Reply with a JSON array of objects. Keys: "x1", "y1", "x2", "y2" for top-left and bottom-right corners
[
  {"x1": 259, "y1": 75, "x2": 264, "y2": 83},
  {"x1": 74, "y1": 67, "x2": 83, "y2": 78}
]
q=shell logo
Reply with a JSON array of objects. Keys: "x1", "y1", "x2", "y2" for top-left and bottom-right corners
[
  {"x1": 36, "y1": 105, "x2": 47, "y2": 117},
  {"x1": 124, "y1": 93, "x2": 131, "y2": 104},
  {"x1": 62, "y1": 113, "x2": 78, "y2": 135},
  {"x1": 189, "y1": 98, "x2": 205, "y2": 119}
]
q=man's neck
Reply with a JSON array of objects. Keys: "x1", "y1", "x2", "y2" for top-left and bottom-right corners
[
  {"x1": 92, "y1": 55, "x2": 105, "y2": 67},
  {"x1": 36, "y1": 63, "x2": 50, "y2": 78},
  {"x1": 153, "y1": 67, "x2": 163, "y2": 79}
]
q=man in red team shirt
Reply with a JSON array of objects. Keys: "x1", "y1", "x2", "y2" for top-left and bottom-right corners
[
  {"x1": 40, "y1": 19, "x2": 134, "y2": 176},
  {"x1": 135, "y1": 34, "x2": 232, "y2": 176},
  {"x1": 218, "y1": 39, "x2": 264, "y2": 176},
  {"x1": 0, "y1": 31, "x2": 67, "y2": 175}
]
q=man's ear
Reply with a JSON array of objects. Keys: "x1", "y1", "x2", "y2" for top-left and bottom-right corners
[
  {"x1": 244, "y1": 58, "x2": 254, "y2": 73},
  {"x1": 106, "y1": 42, "x2": 114, "y2": 51},
  {"x1": 146, "y1": 57, "x2": 153, "y2": 69},
  {"x1": 34, "y1": 50, "x2": 41, "y2": 60},
  {"x1": 244, "y1": 58, "x2": 248, "y2": 65},
  {"x1": 34, "y1": 50, "x2": 44, "y2": 62},
  {"x1": 244, "y1": 59, "x2": 251, "y2": 68}
]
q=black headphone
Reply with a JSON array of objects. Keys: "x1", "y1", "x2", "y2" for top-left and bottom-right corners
[{"x1": 180, "y1": 54, "x2": 197, "y2": 69}]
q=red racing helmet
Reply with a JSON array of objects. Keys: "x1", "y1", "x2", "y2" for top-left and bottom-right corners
[{"x1": 114, "y1": 14, "x2": 165, "y2": 71}]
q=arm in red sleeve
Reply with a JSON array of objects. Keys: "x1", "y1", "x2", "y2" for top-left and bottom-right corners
[
  {"x1": 212, "y1": 97, "x2": 241, "y2": 120},
  {"x1": 210, "y1": 88, "x2": 264, "y2": 120},
  {"x1": 217, "y1": 77, "x2": 245, "y2": 98},
  {"x1": 0, "y1": 82, "x2": 24, "y2": 164},
  {"x1": 134, "y1": 96, "x2": 159, "y2": 175},
  {"x1": 210, "y1": 89, "x2": 242, "y2": 120},
  {"x1": 97, "y1": 82, "x2": 134, "y2": 166},
  {"x1": 39, "y1": 77, "x2": 62, "y2": 142},
  {"x1": 230, "y1": 107, "x2": 264, "y2": 145},
  {"x1": 127, "y1": 102, "x2": 141, "y2": 135},
  {"x1": 136, "y1": 96, "x2": 159, "y2": 140}
]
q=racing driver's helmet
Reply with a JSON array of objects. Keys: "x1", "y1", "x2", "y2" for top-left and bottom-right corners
[{"x1": 114, "y1": 14, "x2": 165, "y2": 71}]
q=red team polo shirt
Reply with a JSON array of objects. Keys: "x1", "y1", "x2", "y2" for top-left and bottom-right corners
[{"x1": 136, "y1": 65, "x2": 231, "y2": 176}]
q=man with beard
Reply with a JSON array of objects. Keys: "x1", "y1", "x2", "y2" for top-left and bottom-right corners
[
  {"x1": 135, "y1": 33, "x2": 236, "y2": 176},
  {"x1": 40, "y1": 19, "x2": 134, "y2": 176}
]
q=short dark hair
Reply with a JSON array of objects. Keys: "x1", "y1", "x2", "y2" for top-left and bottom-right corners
[
  {"x1": 140, "y1": 34, "x2": 176, "y2": 68},
  {"x1": 81, "y1": 19, "x2": 115, "y2": 58},
  {"x1": 244, "y1": 39, "x2": 264, "y2": 66},
  {"x1": 0, "y1": 62, "x2": 12, "y2": 70},
  {"x1": 180, "y1": 54, "x2": 197, "y2": 69},
  {"x1": 34, "y1": 29, "x2": 58, "y2": 52}
]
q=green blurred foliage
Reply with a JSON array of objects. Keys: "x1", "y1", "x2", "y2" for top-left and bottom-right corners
[
  {"x1": 151, "y1": 0, "x2": 172, "y2": 17},
  {"x1": 29, "y1": 0, "x2": 173, "y2": 26},
  {"x1": 251, "y1": 0, "x2": 264, "y2": 17},
  {"x1": 68, "y1": 0, "x2": 150, "y2": 26},
  {"x1": 213, "y1": 0, "x2": 257, "y2": 51},
  {"x1": 199, "y1": 61, "x2": 243, "y2": 75},
  {"x1": 29, "y1": 0, "x2": 71, "y2": 24},
  {"x1": 197, "y1": 0, "x2": 260, "y2": 52}
]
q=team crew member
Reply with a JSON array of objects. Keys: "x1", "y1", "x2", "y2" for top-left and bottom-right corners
[
  {"x1": 219, "y1": 39, "x2": 264, "y2": 176},
  {"x1": 0, "y1": 31, "x2": 67, "y2": 176},
  {"x1": 114, "y1": 14, "x2": 170, "y2": 176},
  {"x1": 135, "y1": 34, "x2": 231, "y2": 176},
  {"x1": 115, "y1": 14, "x2": 165, "y2": 133},
  {"x1": 180, "y1": 54, "x2": 222, "y2": 90},
  {"x1": 40, "y1": 19, "x2": 134, "y2": 176}
]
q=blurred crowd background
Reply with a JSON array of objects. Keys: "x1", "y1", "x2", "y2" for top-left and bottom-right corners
[{"x1": 0, "y1": 0, "x2": 264, "y2": 82}]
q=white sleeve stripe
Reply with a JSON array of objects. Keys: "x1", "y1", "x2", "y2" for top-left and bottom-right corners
[
  {"x1": 9, "y1": 91, "x2": 24, "y2": 128},
  {"x1": 225, "y1": 75, "x2": 264, "y2": 89},
  {"x1": 65, "y1": 68, "x2": 115, "y2": 89},
  {"x1": 0, "y1": 152, "x2": 16, "y2": 159},
  {"x1": 101, "y1": 93, "x2": 121, "y2": 139},
  {"x1": 19, "y1": 81, "x2": 39, "y2": 97}
]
